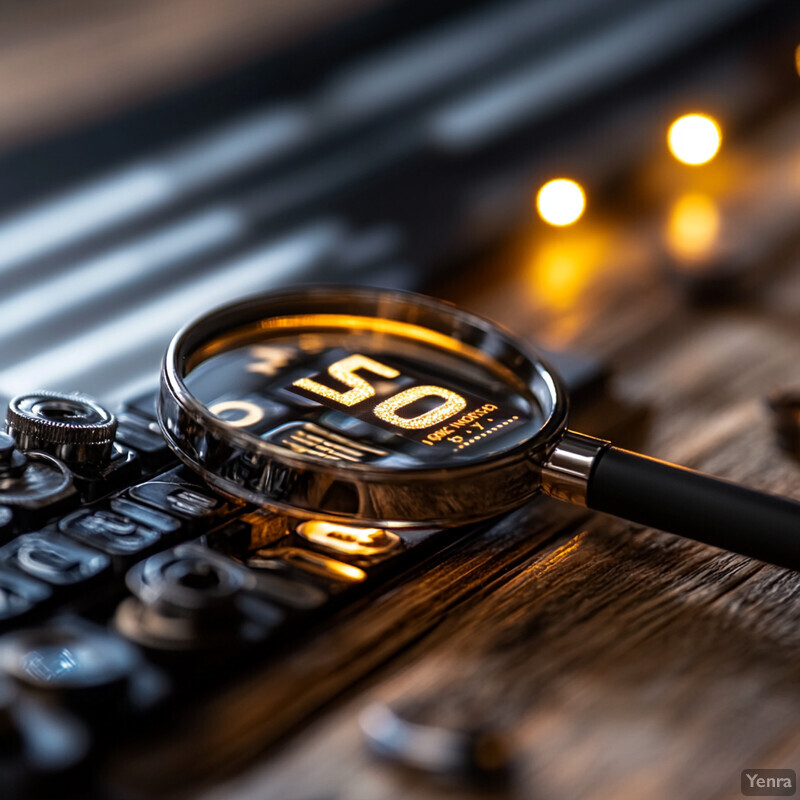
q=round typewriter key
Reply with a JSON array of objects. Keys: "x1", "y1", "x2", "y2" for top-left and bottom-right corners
[
  {"x1": 0, "y1": 624, "x2": 136, "y2": 695},
  {"x1": 159, "y1": 287, "x2": 800, "y2": 571},
  {"x1": 0, "y1": 451, "x2": 73, "y2": 513},
  {"x1": 126, "y1": 544, "x2": 254, "y2": 615},
  {"x1": 118, "y1": 544, "x2": 277, "y2": 650}
]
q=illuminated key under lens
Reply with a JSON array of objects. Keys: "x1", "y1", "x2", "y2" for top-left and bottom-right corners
[
  {"x1": 296, "y1": 521, "x2": 401, "y2": 557},
  {"x1": 248, "y1": 547, "x2": 367, "y2": 583}
]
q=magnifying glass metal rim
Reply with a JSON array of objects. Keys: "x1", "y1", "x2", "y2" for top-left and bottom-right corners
[{"x1": 158, "y1": 286, "x2": 570, "y2": 526}]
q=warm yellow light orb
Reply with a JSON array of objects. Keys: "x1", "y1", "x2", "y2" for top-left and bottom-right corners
[
  {"x1": 536, "y1": 178, "x2": 586, "y2": 227},
  {"x1": 666, "y1": 193, "x2": 720, "y2": 261},
  {"x1": 667, "y1": 113, "x2": 722, "y2": 165}
]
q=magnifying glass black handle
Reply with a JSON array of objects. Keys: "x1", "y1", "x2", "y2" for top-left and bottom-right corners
[{"x1": 544, "y1": 432, "x2": 800, "y2": 570}]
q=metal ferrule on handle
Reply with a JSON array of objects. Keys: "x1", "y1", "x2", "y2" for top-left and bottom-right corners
[{"x1": 541, "y1": 431, "x2": 609, "y2": 506}]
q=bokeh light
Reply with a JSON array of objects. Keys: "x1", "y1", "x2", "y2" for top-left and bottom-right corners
[
  {"x1": 528, "y1": 225, "x2": 610, "y2": 311},
  {"x1": 536, "y1": 178, "x2": 586, "y2": 226},
  {"x1": 665, "y1": 193, "x2": 720, "y2": 261},
  {"x1": 667, "y1": 113, "x2": 722, "y2": 165}
]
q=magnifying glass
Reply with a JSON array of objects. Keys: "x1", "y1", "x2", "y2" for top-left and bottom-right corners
[{"x1": 158, "y1": 286, "x2": 800, "y2": 570}]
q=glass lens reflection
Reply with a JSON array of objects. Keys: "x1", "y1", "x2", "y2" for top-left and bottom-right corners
[{"x1": 185, "y1": 315, "x2": 545, "y2": 470}]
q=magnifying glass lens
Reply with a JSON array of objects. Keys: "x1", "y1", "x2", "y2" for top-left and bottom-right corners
[
  {"x1": 185, "y1": 317, "x2": 544, "y2": 470},
  {"x1": 160, "y1": 289, "x2": 566, "y2": 524}
]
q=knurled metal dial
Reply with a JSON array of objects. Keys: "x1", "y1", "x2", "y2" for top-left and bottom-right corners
[{"x1": 6, "y1": 392, "x2": 117, "y2": 469}]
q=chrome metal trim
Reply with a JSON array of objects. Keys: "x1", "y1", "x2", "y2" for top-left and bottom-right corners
[{"x1": 541, "y1": 430, "x2": 610, "y2": 506}]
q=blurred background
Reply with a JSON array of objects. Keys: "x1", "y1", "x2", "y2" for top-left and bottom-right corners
[
  {"x1": 0, "y1": 0, "x2": 797, "y2": 409},
  {"x1": 2, "y1": 5, "x2": 800, "y2": 798}
]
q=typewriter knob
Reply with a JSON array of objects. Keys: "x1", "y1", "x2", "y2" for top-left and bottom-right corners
[{"x1": 6, "y1": 392, "x2": 117, "y2": 469}]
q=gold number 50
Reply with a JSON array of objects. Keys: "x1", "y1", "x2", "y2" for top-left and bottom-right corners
[{"x1": 293, "y1": 354, "x2": 466, "y2": 430}]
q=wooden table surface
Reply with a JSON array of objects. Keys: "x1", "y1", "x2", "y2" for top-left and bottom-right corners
[{"x1": 106, "y1": 100, "x2": 800, "y2": 800}]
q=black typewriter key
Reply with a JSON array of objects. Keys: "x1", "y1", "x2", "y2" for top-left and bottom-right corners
[
  {"x1": 126, "y1": 544, "x2": 252, "y2": 615},
  {"x1": 0, "y1": 443, "x2": 77, "y2": 526},
  {"x1": 0, "y1": 622, "x2": 139, "y2": 718},
  {"x1": 58, "y1": 499, "x2": 177, "y2": 572},
  {"x1": 110, "y1": 497, "x2": 182, "y2": 535},
  {"x1": 0, "y1": 624, "x2": 135, "y2": 691},
  {"x1": 1, "y1": 533, "x2": 110, "y2": 589},
  {"x1": 0, "y1": 567, "x2": 52, "y2": 629},
  {"x1": 115, "y1": 411, "x2": 175, "y2": 474},
  {"x1": 127, "y1": 467, "x2": 241, "y2": 531},
  {"x1": 71, "y1": 443, "x2": 141, "y2": 503},
  {"x1": 116, "y1": 544, "x2": 280, "y2": 651},
  {"x1": 247, "y1": 569, "x2": 329, "y2": 612},
  {"x1": 242, "y1": 547, "x2": 367, "y2": 595},
  {"x1": 359, "y1": 702, "x2": 511, "y2": 783},
  {"x1": 295, "y1": 520, "x2": 402, "y2": 565},
  {"x1": 211, "y1": 511, "x2": 291, "y2": 553},
  {"x1": 123, "y1": 389, "x2": 159, "y2": 422}
]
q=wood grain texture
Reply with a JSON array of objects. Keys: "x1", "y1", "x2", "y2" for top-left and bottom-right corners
[{"x1": 110, "y1": 115, "x2": 800, "y2": 800}]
